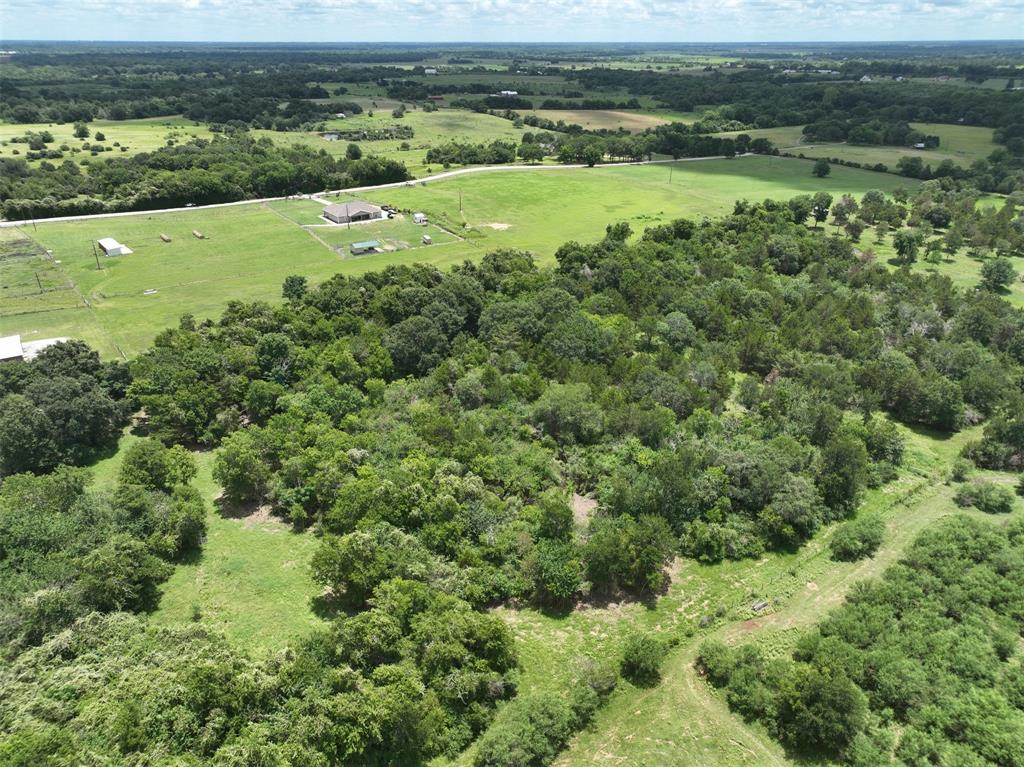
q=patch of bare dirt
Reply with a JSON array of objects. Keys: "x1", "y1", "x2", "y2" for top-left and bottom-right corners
[
  {"x1": 571, "y1": 493, "x2": 597, "y2": 526},
  {"x1": 805, "y1": 581, "x2": 819, "y2": 591},
  {"x1": 483, "y1": 222, "x2": 511, "y2": 230}
]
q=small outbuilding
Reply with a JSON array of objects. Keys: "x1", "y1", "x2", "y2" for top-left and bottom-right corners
[
  {"x1": 350, "y1": 240, "x2": 380, "y2": 255},
  {"x1": 0, "y1": 334, "x2": 24, "y2": 362},
  {"x1": 324, "y1": 200, "x2": 385, "y2": 224},
  {"x1": 412, "y1": 212, "x2": 428, "y2": 224},
  {"x1": 98, "y1": 237, "x2": 132, "y2": 256},
  {"x1": 422, "y1": 234, "x2": 433, "y2": 245}
]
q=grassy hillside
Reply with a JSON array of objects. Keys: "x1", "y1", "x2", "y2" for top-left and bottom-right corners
[{"x1": 1, "y1": 156, "x2": 913, "y2": 357}]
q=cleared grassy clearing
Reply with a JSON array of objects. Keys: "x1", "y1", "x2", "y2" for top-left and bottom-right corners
[
  {"x1": 359, "y1": 156, "x2": 914, "y2": 257},
  {"x1": 5, "y1": 157, "x2": 914, "y2": 357},
  {"x1": 4, "y1": 204, "x2": 341, "y2": 356},
  {"x1": 0, "y1": 227, "x2": 81, "y2": 315},
  {"x1": 87, "y1": 431, "x2": 327, "y2": 655},
  {"x1": 855, "y1": 224, "x2": 1024, "y2": 309},
  {"x1": 0, "y1": 116, "x2": 213, "y2": 166}
]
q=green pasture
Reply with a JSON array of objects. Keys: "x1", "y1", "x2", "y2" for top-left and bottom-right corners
[
  {"x1": 0, "y1": 204, "x2": 342, "y2": 357},
  {"x1": 359, "y1": 155, "x2": 915, "y2": 257},
  {"x1": 0, "y1": 116, "x2": 214, "y2": 166},
  {"x1": 1, "y1": 156, "x2": 915, "y2": 357},
  {"x1": 718, "y1": 122, "x2": 997, "y2": 168},
  {"x1": 856, "y1": 223, "x2": 1024, "y2": 309}
]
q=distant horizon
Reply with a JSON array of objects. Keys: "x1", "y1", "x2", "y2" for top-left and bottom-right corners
[
  {"x1": 2, "y1": 0, "x2": 1022, "y2": 46},
  {"x1": 2, "y1": 38, "x2": 1023, "y2": 46}
]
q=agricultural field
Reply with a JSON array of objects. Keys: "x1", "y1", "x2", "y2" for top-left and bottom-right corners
[
  {"x1": 0, "y1": 116, "x2": 214, "y2": 166},
  {"x1": 717, "y1": 122, "x2": 998, "y2": 168},
  {"x1": 0, "y1": 156, "x2": 915, "y2": 357},
  {"x1": 526, "y1": 109, "x2": 685, "y2": 132}
]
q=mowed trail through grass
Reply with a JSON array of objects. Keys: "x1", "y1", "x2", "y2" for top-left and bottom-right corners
[
  {"x1": 2, "y1": 156, "x2": 913, "y2": 357},
  {"x1": 446, "y1": 424, "x2": 1022, "y2": 767}
]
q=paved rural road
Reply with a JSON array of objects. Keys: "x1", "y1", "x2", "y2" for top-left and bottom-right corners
[{"x1": 0, "y1": 154, "x2": 746, "y2": 229}]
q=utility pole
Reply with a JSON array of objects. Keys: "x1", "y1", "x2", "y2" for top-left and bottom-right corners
[
  {"x1": 346, "y1": 202, "x2": 351, "y2": 230},
  {"x1": 92, "y1": 241, "x2": 101, "y2": 270},
  {"x1": 459, "y1": 189, "x2": 463, "y2": 213},
  {"x1": 669, "y1": 165, "x2": 673, "y2": 184},
  {"x1": 35, "y1": 272, "x2": 43, "y2": 293}
]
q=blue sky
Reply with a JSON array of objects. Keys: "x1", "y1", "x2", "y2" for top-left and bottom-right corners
[{"x1": 2, "y1": 0, "x2": 1021, "y2": 42}]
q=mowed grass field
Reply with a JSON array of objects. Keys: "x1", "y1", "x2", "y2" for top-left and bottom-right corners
[
  {"x1": 717, "y1": 122, "x2": 997, "y2": 168},
  {"x1": 359, "y1": 155, "x2": 914, "y2": 256},
  {"x1": 0, "y1": 116, "x2": 214, "y2": 166},
  {"x1": 1, "y1": 156, "x2": 915, "y2": 357}
]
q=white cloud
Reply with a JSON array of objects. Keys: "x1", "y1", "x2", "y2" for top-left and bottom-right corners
[{"x1": 0, "y1": 0, "x2": 1020, "y2": 40}]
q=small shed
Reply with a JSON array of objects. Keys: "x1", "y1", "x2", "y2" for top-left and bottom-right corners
[
  {"x1": 98, "y1": 237, "x2": 131, "y2": 256},
  {"x1": 350, "y1": 240, "x2": 380, "y2": 255},
  {"x1": 412, "y1": 212, "x2": 428, "y2": 224},
  {"x1": 422, "y1": 234, "x2": 433, "y2": 245}
]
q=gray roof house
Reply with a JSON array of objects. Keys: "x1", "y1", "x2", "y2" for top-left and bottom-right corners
[{"x1": 323, "y1": 200, "x2": 384, "y2": 224}]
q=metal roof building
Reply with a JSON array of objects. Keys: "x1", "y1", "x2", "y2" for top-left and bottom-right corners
[{"x1": 323, "y1": 200, "x2": 384, "y2": 224}]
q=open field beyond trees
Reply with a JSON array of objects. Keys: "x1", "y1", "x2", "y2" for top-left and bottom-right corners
[{"x1": 1, "y1": 156, "x2": 917, "y2": 357}]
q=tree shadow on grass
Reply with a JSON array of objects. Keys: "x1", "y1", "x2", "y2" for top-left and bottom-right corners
[
  {"x1": 310, "y1": 590, "x2": 362, "y2": 622},
  {"x1": 904, "y1": 421, "x2": 958, "y2": 443}
]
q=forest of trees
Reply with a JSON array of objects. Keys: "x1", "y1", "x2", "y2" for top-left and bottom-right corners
[{"x1": 0, "y1": 134, "x2": 409, "y2": 219}]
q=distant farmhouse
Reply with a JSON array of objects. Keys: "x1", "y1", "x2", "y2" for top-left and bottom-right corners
[
  {"x1": 323, "y1": 200, "x2": 384, "y2": 224},
  {"x1": 0, "y1": 334, "x2": 70, "y2": 363},
  {"x1": 424, "y1": 68, "x2": 438, "y2": 75}
]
